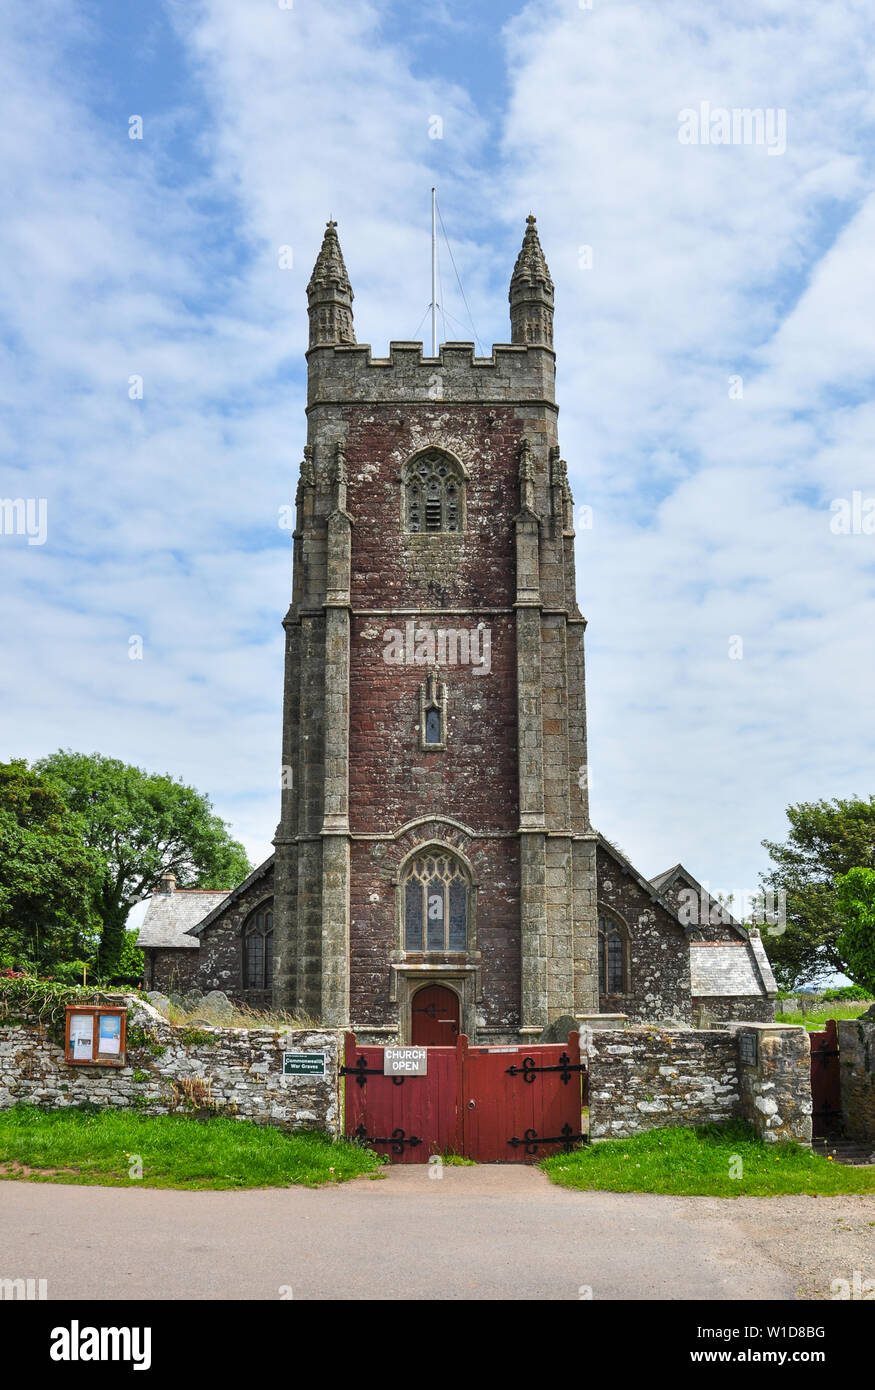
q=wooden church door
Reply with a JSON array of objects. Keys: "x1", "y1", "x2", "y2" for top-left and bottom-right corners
[{"x1": 411, "y1": 985, "x2": 460, "y2": 1046}]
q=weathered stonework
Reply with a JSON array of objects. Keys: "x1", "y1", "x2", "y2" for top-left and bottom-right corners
[
  {"x1": 272, "y1": 218, "x2": 594, "y2": 1041},
  {"x1": 584, "y1": 1027, "x2": 739, "y2": 1138},
  {"x1": 140, "y1": 219, "x2": 777, "y2": 1043},
  {"x1": 0, "y1": 998, "x2": 342, "y2": 1133},
  {"x1": 583, "y1": 1022, "x2": 811, "y2": 1143},
  {"x1": 596, "y1": 844, "x2": 691, "y2": 1023},
  {"x1": 735, "y1": 1023, "x2": 812, "y2": 1145},
  {"x1": 838, "y1": 1010, "x2": 875, "y2": 1143}
]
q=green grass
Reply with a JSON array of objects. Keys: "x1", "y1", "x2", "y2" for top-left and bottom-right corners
[
  {"x1": 0, "y1": 1103, "x2": 382, "y2": 1190},
  {"x1": 542, "y1": 1122, "x2": 875, "y2": 1197},
  {"x1": 775, "y1": 1002, "x2": 871, "y2": 1031}
]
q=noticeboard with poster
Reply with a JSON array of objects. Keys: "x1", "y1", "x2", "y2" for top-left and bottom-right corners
[{"x1": 64, "y1": 1005, "x2": 127, "y2": 1067}]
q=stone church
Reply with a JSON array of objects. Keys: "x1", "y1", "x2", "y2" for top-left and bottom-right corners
[{"x1": 139, "y1": 217, "x2": 777, "y2": 1041}]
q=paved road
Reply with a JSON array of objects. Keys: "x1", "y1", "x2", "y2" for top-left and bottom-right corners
[{"x1": 1, "y1": 1167, "x2": 873, "y2": 1300}]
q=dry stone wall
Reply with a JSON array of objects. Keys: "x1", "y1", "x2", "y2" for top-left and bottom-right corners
[
  {"x1": 0, "y1": 997, "x2": 342, "y2": 1134},
  {"x1": 583, "y1": 1027, "x2": 739, "y2": 1138},
  {"x1": 583, "y1": 1023, "x2": 812, "y2": 1144}
]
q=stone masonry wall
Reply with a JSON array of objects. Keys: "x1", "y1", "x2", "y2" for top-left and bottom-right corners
[
  {"x1": 583, "y1": 1027, "x2": 740, "y2": 1138},
  {"x1": 583, "y1": 1023, "x2": 812, "y2": 1143},
  {"x1": 596, "y1": 847, "x2": 691, "y2": 1023},
  {"x1": 145, "y1": 948, "x2": 201, "y2": 998},
  {"x1": 735, "y1": 1024, "x2": 812, "y2": 1145},
  {"x1": 692, "y1": 995, "x2": 776, "y2": 1025},
  {"x1": 838, "y1": 1010, "x2": 875, "y2": 1143},
  {"x1": 0, "y1": 997, "x2": 342, "y2": 1134}
]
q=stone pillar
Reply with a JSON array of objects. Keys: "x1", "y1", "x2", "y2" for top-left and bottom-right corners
[
  {"x1": 515, "y1": 490, "x2": 546, "y2": 1030},
  {"x1": 319, "y1": 491, "x2": 352, "y2": 1026},
  {"x1": 735, "y1": 1024, "x2": 812, "y2": 1145},
  {"x1": 838, "y1": 1010, "x2": 875, "y2": 1143}
]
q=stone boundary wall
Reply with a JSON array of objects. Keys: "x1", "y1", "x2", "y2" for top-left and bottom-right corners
[
  {"x1": 582, "y1": 1023, "x2": 811, "y2": 1144},
  {"x1": 0, "y1": 997, "x2": 343, "y2": 1134},
  {"x1": 838, "y1": 1012, "x2": 875, "y2": 1142},
  {"x1": 582, "y1": 1027, "x2": 739, "y2": 1139}
]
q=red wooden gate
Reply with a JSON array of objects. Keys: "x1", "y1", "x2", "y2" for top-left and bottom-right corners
[
  {"x1": 343, "y1": 1032, "x2": 587, "y2": 1163},
  {"x1": 343, "y1": 1034, "x2": 460, "y2": 1162},
  {"x1": 460, "y1": 1035, "x2": 586, "y2": 1163},
  {"x1": 810, "y1": 1019, "x2": 841, "y2": 1137}
]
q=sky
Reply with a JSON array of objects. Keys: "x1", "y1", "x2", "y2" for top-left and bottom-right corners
[{"x1": 1, "y1": 0, "x2": 874, "y2": 918}]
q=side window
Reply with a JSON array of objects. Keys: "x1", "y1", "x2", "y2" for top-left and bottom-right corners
[
  {"x1": 598, "y1": 913, "x2": 628, "y2": 994},
  {"x1": 243, "y1": 903, "x2": 274, "y2": 989}
]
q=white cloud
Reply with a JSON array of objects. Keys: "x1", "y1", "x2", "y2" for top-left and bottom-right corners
[{"x1": 1, "y1": 0, "x2": 873, "y2": 906}]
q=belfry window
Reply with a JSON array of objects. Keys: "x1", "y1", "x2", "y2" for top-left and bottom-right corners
[
  {"x1": 243, "y1": 903, "x2": 273, "y2": 989},
  {"x1": 403, "y1": 853, "x2": 470, "y2": 952},
  {"x1": 598, "y1": 913, "x2": 627, "y2": 994},
  {"x1": 404, "y1": 450, "x2": 464, "y2": 533}
]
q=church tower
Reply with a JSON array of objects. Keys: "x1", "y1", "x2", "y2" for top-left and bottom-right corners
[{"x1": 273, "y1": 217, "x2": 599, "y2": 1043}]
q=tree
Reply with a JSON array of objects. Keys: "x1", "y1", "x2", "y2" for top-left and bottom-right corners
[
  {"x1": 0, "y1": 760, "x2": 101, "y2": 972},
  {"x1": 836, "y1": 868, "x2": 875, "y2": 996},
  {"x1": 760, "y1": 796, "x2": 875, "y2": 988},
  {"x1": 35, "y1": 751, "x2": 252, "y2": 974}
]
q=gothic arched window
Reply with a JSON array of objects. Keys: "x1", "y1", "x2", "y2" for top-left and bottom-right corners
[
  {"x1": 243, "y1": 902, "x2": 273, "y2": 989},
  {"x1": 403, "y1": 450, "x2": 464, "y2": 534},
  {"x1": 598, "y1": 912, "x2": 628, "y2": 994},
  {"x1": 403, "y1": 852, "x2": 470, "y2": 952}
]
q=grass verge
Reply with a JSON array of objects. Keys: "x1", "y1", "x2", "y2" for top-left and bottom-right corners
[
  {"x1": 542, "y1": 1122, "x2": 875, "y2": 1197},
  {"x1": 0, "y1": 1103, "x2": 382, "y2": 1190},
  {"x1": 775, "y1": 1002, "x2": 871, "y2": 1031}
]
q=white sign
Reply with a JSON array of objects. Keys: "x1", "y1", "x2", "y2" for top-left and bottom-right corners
[
  {"x1": 69, "y1": 1014, "x2": 93, "y2": 1060},
  {"x1": 384, "y1": 1046, "x2": 427, "y2": 1076}
]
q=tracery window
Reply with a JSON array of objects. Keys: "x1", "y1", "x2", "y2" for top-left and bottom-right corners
[
  {"x1": 598, "y1": 913, "x2": 627, "y2": 994},
  {"x1": 404, "y1": 450, "x2": 464, "y2": 533},
  {"x1": 403, "y1": 853, "x2": 470, "y2": 952},
  {"x1": 243, "y1": 903, "x2": 273, "y2": 989}
]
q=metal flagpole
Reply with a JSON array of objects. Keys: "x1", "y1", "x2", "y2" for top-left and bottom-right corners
[{"x1": 431, "y1": 187, "x2": 438, "y2": 356}]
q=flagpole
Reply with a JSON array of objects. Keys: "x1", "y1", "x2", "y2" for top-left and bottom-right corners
[{"x1": 431, "y1": 187, "x2": 438, "y2": 356}]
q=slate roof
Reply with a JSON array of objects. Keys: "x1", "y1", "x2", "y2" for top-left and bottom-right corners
[
  {"x1": 690, "y1": 939, "x2": 777, "y2": 997},
  {"x1": 137, "y1": 889, "x2": 230, "y2": 950}
]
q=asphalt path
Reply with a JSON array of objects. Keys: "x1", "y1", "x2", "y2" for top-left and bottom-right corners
[{"x1": 2, "y1": 1166, "x2": 873, "y2": 1300}]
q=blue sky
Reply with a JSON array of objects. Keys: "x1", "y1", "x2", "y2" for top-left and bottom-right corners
[{"x1": 1, "y1": 0, "x2": 874, "y2": 919}]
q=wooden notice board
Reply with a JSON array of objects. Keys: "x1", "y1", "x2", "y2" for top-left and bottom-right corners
[{"x1": 65, "y1": 1005, "x2": 127, "y2": 1067}]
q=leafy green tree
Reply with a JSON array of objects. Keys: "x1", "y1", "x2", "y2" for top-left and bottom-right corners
[
  {"x1": 35, "y1": 751, "x2": 252, "y2": 974},
  {"x1": 836, "y1": 868, "x2": 875, "y2": 996},
  {"x1": 0, "y1": 760, "x2": 101, "y2": 972},
  {"x1": 760, "y1": 796, "x2": 875, "y2": 988}
]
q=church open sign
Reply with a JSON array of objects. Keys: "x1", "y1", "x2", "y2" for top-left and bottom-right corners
[{"x1": 64, "y1": 1005, "x2": 127, "y2": 1067}]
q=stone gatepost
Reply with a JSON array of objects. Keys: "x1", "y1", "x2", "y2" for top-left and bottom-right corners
[
  {"x1": 838, "y1": 1009, "x2": 875, "y2": 1143},
  {"x1": 734, "y1": 1023, "x2": 812, "y2": 1145}
]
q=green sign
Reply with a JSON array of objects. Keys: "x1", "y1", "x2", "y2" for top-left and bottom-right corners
[{"x1": 282, "y1": 1051, "x2": 326, "y2": 1077}]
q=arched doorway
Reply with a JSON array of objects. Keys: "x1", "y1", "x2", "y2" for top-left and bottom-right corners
[{"x1": 411, "y1": 984, "x2": 460, "y2": 1046}]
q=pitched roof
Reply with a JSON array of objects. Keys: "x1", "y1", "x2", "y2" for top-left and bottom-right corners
[
  {"x1": 136, "y1": 889, "x2": 230, "y2": 949},
  {"x1": 648, "y1": 862, "x2": 747, "y2": 936},
  {"x1": 690, "y1": 939, "x2": 777, "y2": 998},
  {"x1": 189, "y1": 855, "x2": 275, "y2": 936}
]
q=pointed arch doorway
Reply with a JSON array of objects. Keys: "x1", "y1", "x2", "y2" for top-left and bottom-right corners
[{"x1": 410, "y1": 984, "x2": 460, "y2": 1046}]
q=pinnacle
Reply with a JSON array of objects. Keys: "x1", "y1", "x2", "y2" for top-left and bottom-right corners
[
  {"x1": 307, "y1": 220, "x2": 352, "y2": 296},
  {"x1": 511, "y1": 213, "x2": 553, "y2": 289}
]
